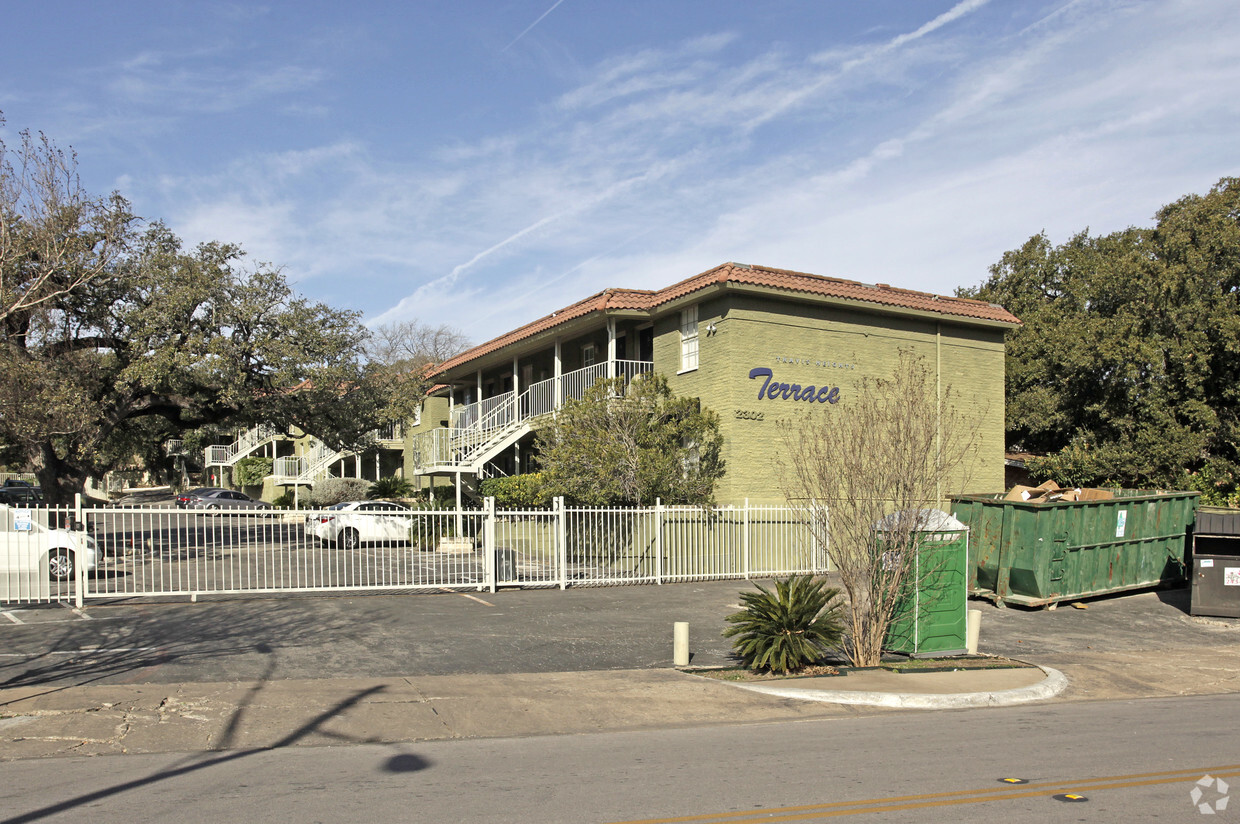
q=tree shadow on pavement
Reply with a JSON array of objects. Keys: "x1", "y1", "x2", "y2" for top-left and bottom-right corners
[
  {"x1": 0, "y1": 598, "x2": 358, "y2": 702},
  {"x1": 0, "y1": 679, "x2": 431, "y2": 824}
]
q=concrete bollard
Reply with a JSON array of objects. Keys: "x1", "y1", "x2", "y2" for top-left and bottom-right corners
[
  {"x1": 966, "y1": 609, "x2": 982, "y2": 655},
  {"x1": 673, "y1": 621, "x2": 690, "y2": 666}
]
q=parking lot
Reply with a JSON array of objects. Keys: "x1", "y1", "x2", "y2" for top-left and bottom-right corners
[{"x1": 2, "y1": 571, "x2": 1236, "y2": 693}]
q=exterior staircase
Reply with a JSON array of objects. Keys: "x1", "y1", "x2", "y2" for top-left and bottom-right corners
[
  {"x1": 412, "y1": 360, "x2": 651, "y2": 479},
  {"x1": 203, "y1": 424, "x2": 282, "y2": 469}
]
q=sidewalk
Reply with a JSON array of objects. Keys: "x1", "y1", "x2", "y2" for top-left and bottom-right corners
[{"x1": 4, "y1": 642, "x2": 1240, "y2": 761}]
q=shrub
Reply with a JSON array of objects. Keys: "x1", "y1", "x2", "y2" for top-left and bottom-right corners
[
  {"x1": 478, "y1": 473, "x2": 549, "y2": 508},
  {"x1": 271, "y1": 491, "x2": 295, "y2": 509},
  {"x1": 234, "y1": 456, "x2": 273, "y2": 488},
  {"x1": 722, "y1": 575, "x2": 845, "y2": 674},
  {"x1": 369, "y1": 476, "x2": 415, "y2": 500},
  {"x1": 302, "y1": 478, "x2": 372, "y2": 508}
]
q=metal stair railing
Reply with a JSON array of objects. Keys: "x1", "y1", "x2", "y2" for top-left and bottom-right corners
[
  {"x1": 413, "y1": 360, "x2": 653, "y2": 477},
  {"x1": 295, "y1": 438, "x2": 354, "y2": 485},
  {"x1": 203, "y1": 424, "x2": 283, "y2": 468}
]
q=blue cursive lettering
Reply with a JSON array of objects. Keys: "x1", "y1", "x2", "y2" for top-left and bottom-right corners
[{"x1": 749, "y1": 368, "x2": 840, "y2": 405}]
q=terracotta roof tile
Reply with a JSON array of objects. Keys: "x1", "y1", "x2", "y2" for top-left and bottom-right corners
[{"x1": 431, "y1": 262, "x2": 1019, "y2": 376}]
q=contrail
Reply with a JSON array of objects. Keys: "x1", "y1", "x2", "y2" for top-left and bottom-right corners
[{"x1": 502, "y1": 0, "x2": 568, "y2": 52}]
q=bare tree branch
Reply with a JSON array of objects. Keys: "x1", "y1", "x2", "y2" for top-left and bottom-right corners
[{"x1": 779, "y1": 350, "x2": 983, "y2": 667}]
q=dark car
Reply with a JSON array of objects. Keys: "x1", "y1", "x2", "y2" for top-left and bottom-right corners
[
  {"x1": 175, "y1": 487, "x2": 271, "y2": 510},
  {"x1": 0, "y1": 485, "x2": 44, "y2": 505}
]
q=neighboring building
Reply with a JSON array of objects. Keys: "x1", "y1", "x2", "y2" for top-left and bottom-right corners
[
  {"x1": 406, "y1": 262, "x2": 1021, "y2": 505},
  {"x1": 201, "y1": 422, "x2": 406, "y2": 502}
]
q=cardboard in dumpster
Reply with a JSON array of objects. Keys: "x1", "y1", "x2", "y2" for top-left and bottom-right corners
[{"x1": 1003, "y1": 481, "x2": 1114, "y2": 504}]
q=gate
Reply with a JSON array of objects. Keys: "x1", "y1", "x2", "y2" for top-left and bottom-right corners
[{"x1": 1, "y1": 498, "x2": 827, "y2": 605}]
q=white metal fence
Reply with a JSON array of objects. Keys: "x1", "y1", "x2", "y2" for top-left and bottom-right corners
[{"x1": 0, "y1": 499, "x2": 826, "y2": 605}]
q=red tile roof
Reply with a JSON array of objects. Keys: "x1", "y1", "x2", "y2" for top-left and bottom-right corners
[{"x1": 431, "y1": 262, "x2": 1020, "y2": 376}]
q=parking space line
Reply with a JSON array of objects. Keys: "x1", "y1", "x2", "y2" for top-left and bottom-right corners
[
  {"x1": 1, "y1": 612, "x2": 23, "y2": 625},
  {"x1": 70, "y1": 607, "x2": 92, "y2": 620},
  {"x1": 453, "y1": 592, "x2": 496, "y2": 604},
  {"x1": 0, "y1": 647, "x2": 158, "y2": 657}
]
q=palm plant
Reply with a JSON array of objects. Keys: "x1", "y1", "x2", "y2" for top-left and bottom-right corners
[
  {"x1": 723, "y1": 575, "x2": 845, "y2": 674},
  {"x1": 368, "y1": 475, "x2": 415, "y2": 500}
]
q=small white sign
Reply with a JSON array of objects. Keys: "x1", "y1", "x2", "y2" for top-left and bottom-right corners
[
  {"x1": 1224, "y1": 568, "x2": 1240, "y2": 587},
  {"x1": 1201, "y1": 558, "x2": 1215, "y2": 568},
  {"x1": 14, "y1": 508, "x2": 32, "y2": 532},
  {"x1": 1115, "y1": 510, "x2": 1128, "y2": 538}
]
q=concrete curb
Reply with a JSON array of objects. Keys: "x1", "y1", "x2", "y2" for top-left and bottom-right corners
[{"x1": 719, "y1": 666, "x2": 1069, "y2": 709}]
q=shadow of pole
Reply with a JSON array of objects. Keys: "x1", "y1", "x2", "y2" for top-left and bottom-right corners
[
  {"x1": 211, "y1": 642, "x2": 276, "y2": 752},
  {"x1": 0, "y1": 683, "x2": 391, "y2": 824}
]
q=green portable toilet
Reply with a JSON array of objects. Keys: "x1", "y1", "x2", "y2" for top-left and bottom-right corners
[{"x1": 880, "y1": 510, "x2": 970, "y2": 657}]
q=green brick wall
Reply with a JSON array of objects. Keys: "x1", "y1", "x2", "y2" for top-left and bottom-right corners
[{"x1": 659, "y1": 293, "x2": 1008, "y2": 505}]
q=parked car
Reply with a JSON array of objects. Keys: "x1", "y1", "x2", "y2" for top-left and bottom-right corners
[
  {"x1": 0, "y1": 504, "x2": 97, "y2": 580},
  {"x1": 0, "y1": 485, "x2": 43, "y2": 506},
  {"x1": 175, "y1": 488, "x2": 271, "y2": 510},
  {"x1": 304, "y1": 500, "x2": 413, "y2": 549}
]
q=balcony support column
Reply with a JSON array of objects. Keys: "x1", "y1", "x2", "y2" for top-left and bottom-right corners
[
  {"x1": 554, "y1": 337, "x2": 562, "y2": 410},
  {"x1": 607, "y1": 317, "x2": 616, "y2": 380}
]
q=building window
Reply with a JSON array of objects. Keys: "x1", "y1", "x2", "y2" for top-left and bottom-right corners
[
  {"x1": 583, "y1": 343, "x2": 597, "y2": 368},
  {"x1": 680, "y1": 306, "x2": 699, "y2": 372}
]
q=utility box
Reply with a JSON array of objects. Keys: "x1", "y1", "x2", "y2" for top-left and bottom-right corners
[
  {"x1": 495, "y1": 547, "x2": 518, "y2": 583},
  {"x1": 950, "y1": 490, "x2": 1198, "y2": 608},
  {"x1": 1191, "y1": 508, "x2": 1240, "y2": 619},
  {"x1": 882, "y1": 511, "x2": 970, "y2": 657}
]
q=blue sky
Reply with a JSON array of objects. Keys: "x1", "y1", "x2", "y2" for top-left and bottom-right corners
[{"x1": 3, "y1": 0, "x2": 1237, "y2": 344}]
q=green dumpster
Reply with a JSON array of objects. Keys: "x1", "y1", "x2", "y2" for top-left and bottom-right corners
[
  {"x1": 949, "y1": 490, "x2": 1198, "y2": 608},
  {"x1": 881, "y1": 511, "x2": 970, "y2": 657}
]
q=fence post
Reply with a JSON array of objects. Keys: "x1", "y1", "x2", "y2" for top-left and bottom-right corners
[
  {"x1": 654, "y1": 498, "x2": 663, "y2": 585},
  {"x1": 484, "y1": 496, "x2": 497, "y2": 593},
  {"x1": 73, "y1": 494, "x2": 85, "y2": 608},
  {"x1": 556, "y1": 496, "x2": 568, "y2": 590},
  {"x1": 743, "y1": 498, "x2": 750, "y2": 580},
  {"x1": 813, "y1": 499, "x2": 829, "y2": 573}
]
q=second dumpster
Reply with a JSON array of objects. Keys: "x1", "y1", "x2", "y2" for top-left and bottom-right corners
[
  {"x1": 949, "y1": 489, "x2": 1198, "y2": 608},
  {"x1": 1191, "y1": 508, "x2": 1240, "y2": 619}
]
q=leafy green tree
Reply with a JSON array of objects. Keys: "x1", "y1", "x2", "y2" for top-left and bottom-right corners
[
  {"x1": 0, "y1": 121, "x2": 393, "y2": 503},
  {"x1": 722, "y1": 575, "x2": 845, "y2": 674},
  {"x1": 960, "y1": 177, "x2": 1240, "y2": 489},
  {"x1": 534, "y1": 374, "x2": 724, "y2": 506}
]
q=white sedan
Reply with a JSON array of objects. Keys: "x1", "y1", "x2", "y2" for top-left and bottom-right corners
[
  {"x1": 304, "y1": 501, "x2": 413, "y2": 549},
  {"x1": 0, "y1": 505, "x2": 98, "y2": 580}
]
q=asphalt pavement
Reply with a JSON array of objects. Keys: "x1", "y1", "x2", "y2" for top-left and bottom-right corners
[{"x1": 1, "y1": 578, "x2": 1238, "y2": 760}]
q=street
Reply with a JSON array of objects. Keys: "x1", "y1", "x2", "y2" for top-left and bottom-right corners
[{"x1": 2, "y1": 693, "x2": 1236, "y2": 823}]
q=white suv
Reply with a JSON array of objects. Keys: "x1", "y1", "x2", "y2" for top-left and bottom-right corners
[
  {"x1": 304, "y1": 501, "x2": 413, "y2": 549},
  {"x1": 0, "y1": 505, "x2": 98, "y2": 580}
]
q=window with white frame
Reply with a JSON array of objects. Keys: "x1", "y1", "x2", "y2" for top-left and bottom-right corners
[
  {"x1": 680, "y1": 306, "x2": 699, "y2": 372},
  {"x1": 582, "y1": 343, "x2": 597, "y2": 368}
]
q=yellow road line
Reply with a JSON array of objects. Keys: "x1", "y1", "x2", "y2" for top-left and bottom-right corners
[{"x1": 606, "y1": 764, "x2": 1240, "y2": 824}]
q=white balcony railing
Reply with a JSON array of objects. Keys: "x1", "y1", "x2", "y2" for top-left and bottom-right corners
[
  {"x1": 413, "y1": 360, "x2": 653, "y2": 475},
  {"x1": 203, "y1": 424, "x2": 283, "y2": 468}
]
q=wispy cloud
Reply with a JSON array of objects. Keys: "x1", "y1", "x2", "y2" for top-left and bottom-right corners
[{"x1": 111, "y1": 0, "x2": 1239, "y2": 344}]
